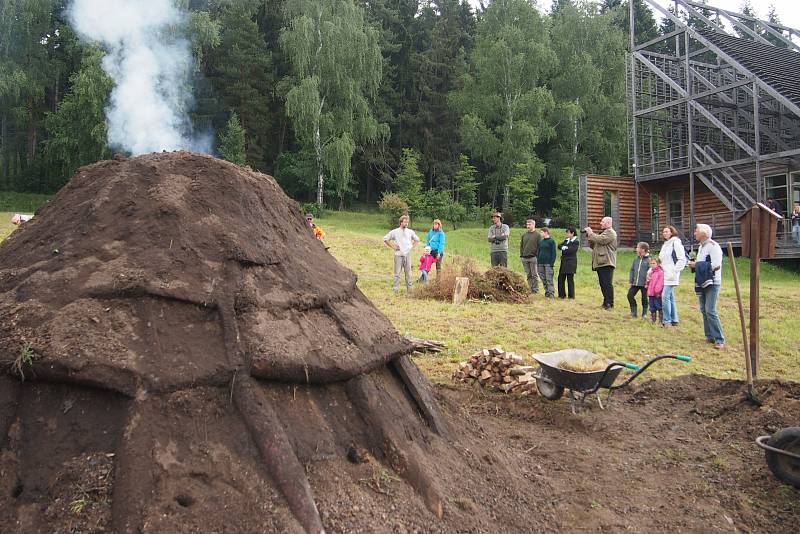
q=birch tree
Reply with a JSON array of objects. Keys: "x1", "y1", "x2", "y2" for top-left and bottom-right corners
[
  {"x1": 280, "y1": 0, "x2": 385, "y2": 207},
  {"x1": 451, "y1": 0, "x2": 556, "y2": 210}
]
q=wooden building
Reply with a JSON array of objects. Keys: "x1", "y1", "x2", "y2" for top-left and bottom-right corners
[{"x1": 577, "y1": 1, "x2": 800, "y2": 257}]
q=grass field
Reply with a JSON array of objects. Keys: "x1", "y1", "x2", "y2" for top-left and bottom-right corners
[
  {"x1": 2, "y1": 205, "x2": 797, "y2": 384},
  {"x1": 316, "y1": 211, "x2": 800, "y2": 384}
]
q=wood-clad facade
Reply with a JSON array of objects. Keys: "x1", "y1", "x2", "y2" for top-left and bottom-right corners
[
  {"x1": 580, "y1": 174, "x2": 732, "y2": 248},
  {"x1": 579, "y1": 175, "x2": 638, "y2": 246}
]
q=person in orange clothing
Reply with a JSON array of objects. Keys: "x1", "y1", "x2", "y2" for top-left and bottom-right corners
[{"x1": 305, "y1": 213, "x2": 326, "y2": 241}]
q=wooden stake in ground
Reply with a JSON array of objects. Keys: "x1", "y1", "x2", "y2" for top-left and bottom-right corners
[
  {"x1": 749, "y1": 207, "x2": 760, "y2": 377},
  {"x1": 727, "y1": 242, "x2": 759, "y2": 404},
  {"x1": 452, "y1": 276, "x2": 469, "y2": 304}
]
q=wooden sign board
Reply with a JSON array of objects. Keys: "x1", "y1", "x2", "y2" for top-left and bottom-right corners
[{"x1": 736, "y1": 203, "x2": 781, "y2": 259}]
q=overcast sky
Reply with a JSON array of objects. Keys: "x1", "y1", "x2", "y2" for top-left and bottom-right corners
[{"x1": 467, "y1": 1, "x2": 800, "y2": 31}]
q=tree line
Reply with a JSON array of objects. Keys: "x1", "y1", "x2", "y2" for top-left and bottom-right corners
[{"x1": 1, "y1": 0, "x2": 679, "y2": 225}]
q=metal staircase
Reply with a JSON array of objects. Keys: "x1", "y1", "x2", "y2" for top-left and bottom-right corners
[{"x1": 693, "y1": 143, "x2": 756, "y2": 213}]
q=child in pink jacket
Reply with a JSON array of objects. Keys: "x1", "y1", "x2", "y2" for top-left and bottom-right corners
[
  {"x1": 646, "y1": 257, "x2": 665, "y2": 324},
  {"x1": 418, "y1": 246, "x2": 437, "y2": 283}
]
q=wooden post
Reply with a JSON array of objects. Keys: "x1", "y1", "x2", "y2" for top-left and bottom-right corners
[
  {"x1": 749, "y1": 206, "x2": 760, "y2": 377},
  {"x1": 452, "y1": 277, "x2": 469, "y2": 305}
]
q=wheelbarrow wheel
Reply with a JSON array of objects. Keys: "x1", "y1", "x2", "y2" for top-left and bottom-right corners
[
  {"x1": 536, "y1": 378, "x2": 564, "y2": 401},
  {"x1": 765, "y1": 427, "x2": 800, "y2": 488}
]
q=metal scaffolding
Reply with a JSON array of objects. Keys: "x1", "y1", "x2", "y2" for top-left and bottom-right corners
[{"x1": 629, "y1": 0, "x2": 800, "y2": 253}]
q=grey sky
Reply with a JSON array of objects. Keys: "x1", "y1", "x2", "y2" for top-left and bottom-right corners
[{"x1": 466, "y1": 1, "x2": 800, "y2": 31}]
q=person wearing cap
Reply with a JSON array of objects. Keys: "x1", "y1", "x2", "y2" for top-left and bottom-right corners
[
  {"x1": 305, "y1": 213, "x2": 325, "y2": 241},
  {"x1": 383, "y1": 214, "x2": 420, "y2": 293},
  {"x1": 487, "y1": 212, "x2": 510, "y2": 267},
  {"x1": 688, "y1": 223, "x2": 725, "y2": 349}
]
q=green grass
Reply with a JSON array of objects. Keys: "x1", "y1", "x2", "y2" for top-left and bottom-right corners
[
  {"x1": 2, "y1": 206, "x2": 797, "y2": 384},
  {"x1": 0, "y1": 192, "x2": 49, "y2": 242},
  {"x1": 0, "y1": 191, "x2": 50, "y2": 212},
  {"x1": 317, "y1": 210, "x2": 800, "y2": 384}
]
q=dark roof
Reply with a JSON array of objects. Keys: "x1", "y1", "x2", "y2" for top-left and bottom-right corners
[{"x1": 699, "y1": 30, "x2": 800, "y2": 108}]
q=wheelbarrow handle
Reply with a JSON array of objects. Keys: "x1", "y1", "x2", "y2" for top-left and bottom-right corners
[{"x1": 607, "y1": 354, "x2": 692, "y2": 391}]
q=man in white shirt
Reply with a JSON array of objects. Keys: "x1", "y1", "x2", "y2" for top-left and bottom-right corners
[{"x1": 383, "y1": 214, "x2": 420, "y2": 293}]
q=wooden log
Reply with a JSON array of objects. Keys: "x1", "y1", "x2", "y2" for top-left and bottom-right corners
[
  {"x1": 393, "y1": 354, "x2": 451, "y2": 438},
  {"x1": 453, "y1": 276, "x2": 470, "y2": 304}
]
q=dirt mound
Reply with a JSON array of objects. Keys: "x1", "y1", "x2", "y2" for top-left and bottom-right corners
[{"x1": 0, "y1": 152, "x2": 452, "y2": 532}]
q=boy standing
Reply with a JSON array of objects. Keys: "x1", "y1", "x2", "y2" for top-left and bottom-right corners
[
  {"x1": 628, "y1": 242, "x2": 650, "y2": 318},
  {"x1": 536, "y1": 227, "x2": 556, "y2": 298}
]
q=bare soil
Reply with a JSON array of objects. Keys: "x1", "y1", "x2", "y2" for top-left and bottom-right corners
[
  {"x1": 0, "y1": 152, "x2": 797, "y2": 532},
  {"x1": 1, "y1": 373, "x2": 797, "y2": 533}
]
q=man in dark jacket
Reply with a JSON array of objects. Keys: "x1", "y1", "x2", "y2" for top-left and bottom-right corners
[
  {"x1": 519, "y1": 218, "x2": 541, "y2": 293},
  {"x1": 537, "y1": 227, "x2": 557, "y2": 298},
  {"x1": 558, "y1": 227, "x2": 579, "y2": 299}
]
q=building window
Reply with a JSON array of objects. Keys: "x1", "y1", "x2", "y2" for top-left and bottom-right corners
[
  {"x1": 666, "y1": 190, "x2": 683, "y2": 233},
  {"x1": 603, "y1": 190, "x2": 613, "y2": 217}
]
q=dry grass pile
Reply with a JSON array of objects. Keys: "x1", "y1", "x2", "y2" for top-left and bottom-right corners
[
  {"x1": 477, "y1": 267, "x2": 531, "y2": 303},
  {"x1": 556, "y1": 352, "x2": 610, "y2": 373},
  {"x1": 416, "y1": 257, "x2": 530, "y2": 303}
]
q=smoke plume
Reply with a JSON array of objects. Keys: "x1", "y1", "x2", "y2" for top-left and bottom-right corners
[{"x1": 67, "y1": 0, "x2": 210, "y2": 155}]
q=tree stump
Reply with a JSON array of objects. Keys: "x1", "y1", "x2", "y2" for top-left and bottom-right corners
[{"x1": 452, "y1": 276, "x2": 469, "y2": 304}]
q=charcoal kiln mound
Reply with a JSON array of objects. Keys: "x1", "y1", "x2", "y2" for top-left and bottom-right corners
[{"x1": 0, "y1": 152, "x2": 474, "y2": 533}]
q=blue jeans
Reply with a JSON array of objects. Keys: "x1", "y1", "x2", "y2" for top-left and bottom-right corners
[
  {"x1": 698, "y1": 284, "x2": 725, "y2": 344},
  {"x1": 793, "y1": 223, "x2": 800, "y2": 244},
  {"x1": 662, "y1": 285, "x2": 679, "y2": 324}
]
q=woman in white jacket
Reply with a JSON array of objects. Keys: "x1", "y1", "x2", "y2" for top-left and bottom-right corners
[{"x1": 658, "y1": 225, "x2": 687, "y2": 326}]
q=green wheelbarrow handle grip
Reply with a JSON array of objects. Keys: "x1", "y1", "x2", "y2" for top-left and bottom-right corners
[
  {"x1": 621, "y1": 362, "x2": 641, "y2": 370},
  {"x1": 675, "y1": 355, "x2": 692, "y2": 362}
]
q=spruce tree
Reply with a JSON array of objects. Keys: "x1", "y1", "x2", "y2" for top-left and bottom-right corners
[{"x1": 218, "y1": 111, "x2": 246, "y2": 165}]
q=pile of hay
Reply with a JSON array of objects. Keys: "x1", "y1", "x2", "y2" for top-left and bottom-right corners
[
  {"x1": 416, "y1": 257, "x2": 530, "y2": 303},
  {"x1": 556, "y1": 353, "x2": 610, "y2": 372}
]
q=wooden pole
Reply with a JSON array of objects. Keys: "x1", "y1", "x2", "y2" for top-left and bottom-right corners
[
  {"x1": 749, "y1": 206, "x2": 761, "y2": 377},
  {"x1": 727, "y1": 242, "x2": 754, "y2": 396}
]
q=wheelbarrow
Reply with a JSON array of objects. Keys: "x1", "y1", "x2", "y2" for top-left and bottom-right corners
[
  {"x1": 756, "y1": 427, "x2": 800, "y2": 488},
  {"x1": 532, "y1": 349, "x2": 692, "y2": 413}
]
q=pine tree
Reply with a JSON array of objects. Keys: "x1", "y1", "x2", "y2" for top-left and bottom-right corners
[
  {"x1": 43, "y1": 45, "x2": 113, "y2": 189},
  {"x1": 207, "y1": 1, "x2": 273, "y2": 170},
  {"x1": 218, "y1": 111, "x2": 246, "y2": 165}
]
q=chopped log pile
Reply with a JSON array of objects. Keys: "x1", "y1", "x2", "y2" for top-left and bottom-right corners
[{"x1": 452, "y1": 346, "x2": 537, "y2": 394}]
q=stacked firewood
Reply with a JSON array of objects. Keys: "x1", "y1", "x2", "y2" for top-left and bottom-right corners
[{"x1": 452, "y1": 346, "x2": 537, "y2": 394}]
